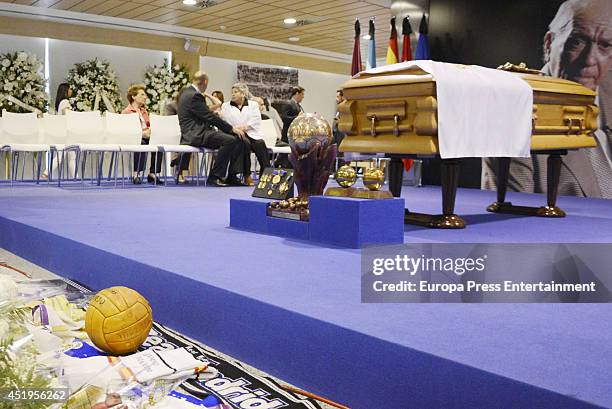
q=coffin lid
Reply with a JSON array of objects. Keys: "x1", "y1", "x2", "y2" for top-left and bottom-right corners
[{"x1": 342, "y1": 65, "x2": 596, "y2": 97}]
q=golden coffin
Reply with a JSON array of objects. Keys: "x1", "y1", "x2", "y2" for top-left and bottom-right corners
[{"x1": 337, "y1": 64, "x2": 599, "y2": 229}]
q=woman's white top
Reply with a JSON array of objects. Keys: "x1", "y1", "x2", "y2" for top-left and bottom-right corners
[
  {"x1": 219, "y1": 99, "x2": 263, "y2": 140},
  {"x1": 57, "y1": 99, "x2": 72, "y2": 115}
]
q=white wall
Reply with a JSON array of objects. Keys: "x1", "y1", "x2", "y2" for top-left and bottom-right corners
[
  {"x1": 48, "y1": 39, "x2": 169, "y2": 108},
  {"x1": 200, "y1": 56, "x2": 350, "y2": 124},
  {"x1": 0, "y1": 34, "x2": 45, "y2": 57},
  {"x1": 0, "y1": 34, "x2": 170, "y2": 109}
]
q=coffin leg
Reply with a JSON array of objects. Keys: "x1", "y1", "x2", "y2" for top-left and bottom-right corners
[
  {"x1": 404, "y1": 158, "x2": 466, "y2": 229},
  {"x1": 388, "y1": 157, "x2": 404, "y2": 198},
  {"x1": 435, "y1": 159, "x2": 465, "y2": 228},
  {"x1": 487, "y1": 157, "x2": 512, "y2": 212},
  {"x1": 486, "y1": 153, "x2": 567, "y2": 217},
  {"x1": 536, "y1": 154, "x2": 566, "y2": 217}
]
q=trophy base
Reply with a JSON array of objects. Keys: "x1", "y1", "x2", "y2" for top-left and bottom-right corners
[
  {"x1": 324, "y1": 187, "x2": 394, "y2": 199},
  {"x1": 267, "y1": 207, "x2": 310, "y2": 221}
]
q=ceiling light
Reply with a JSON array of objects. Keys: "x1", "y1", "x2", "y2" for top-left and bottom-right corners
[
  {"x1": 219, "y1": 25, "x2": 226, "y2": 30},
  {"x1": 182, "y1": 0, "x2": 197, "y2": 5},
  {"x1": 283, "y1": 17, "x2": 297, "y2": 25},
  {"x1": 362, "y1": 34, "x2": 371, "y2": 40},
  {"x1": 288, "y1": 36, "x2": 300, "y2": 42}
]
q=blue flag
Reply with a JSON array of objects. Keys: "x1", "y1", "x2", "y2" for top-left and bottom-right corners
[
  {"x1": 415, "y1": 14, "x2": 430, "y2": 60},
  {"x1": 367, "y1": 19, "x2": 376, "y2": 69}
]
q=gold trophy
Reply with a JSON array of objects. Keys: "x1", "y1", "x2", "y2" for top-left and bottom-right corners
[{"x1": 325, "y1": 164, "x2": 393, "y2": 199}]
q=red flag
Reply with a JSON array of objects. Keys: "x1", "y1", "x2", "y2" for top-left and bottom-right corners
[
  {"x1": 401, "y1": 16, "x2": 413, "y2": 62},
  {"x1": 400, "y1": 18, "x2": 414, "y2": 171},
  {"x1": 351, "y1": 20, "x2": 362, "y2": 76}
]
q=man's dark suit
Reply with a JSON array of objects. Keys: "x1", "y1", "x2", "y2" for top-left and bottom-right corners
[
  {"x1": 177, "y1": 86, "x2": 241, "y2": 180},
  {"x1": 280, "y1": 99, "x2": 303, "y2": 143}
]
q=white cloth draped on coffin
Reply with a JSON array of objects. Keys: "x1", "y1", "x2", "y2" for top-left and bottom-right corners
[{"x1": 359, "y1": 60, "x2": 533, "y2": 159}]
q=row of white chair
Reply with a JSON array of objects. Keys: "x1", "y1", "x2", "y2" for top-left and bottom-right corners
[
  {"x1": 0, "y1": 111, "x2": 286, "y2": 187},
  {"x1": 0, "y1": 110, "x2": 207, "y2": 186}
]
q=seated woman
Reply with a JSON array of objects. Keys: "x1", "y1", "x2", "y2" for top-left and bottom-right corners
[
  {"x1": 122, "y1": 84, "x2": 162, "y2": 184},
  {"x1": 43, "y1": 83, "x2": 76, "y2": 180},
  {"x1": 219, "y1": 83, "x2": 270, "y2": 185}
]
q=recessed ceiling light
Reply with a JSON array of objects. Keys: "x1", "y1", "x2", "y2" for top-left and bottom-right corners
[
  {"x1": 362, "y1": 34, "x2": 371, "y2": 40},
  {"x1": 219, "y1": 25, "x2": 226, "y2": 30},
  {"x1": 283, "y1": 17, "x2": 297, "y2": 25},
  {"x1": 288, "y1": 36, "x2": 300, "y2": 42},
  {"x1": 183, "y1": 0, "x2": 197, "y2": 5}
]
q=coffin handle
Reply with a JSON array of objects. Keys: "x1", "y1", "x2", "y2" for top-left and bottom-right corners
[
  {"x1": 370, "y1": 115, "x2": 377, "y2": 137},
  {"x1": 393, "y1": 115, "x2": 400, "y2": 137}
]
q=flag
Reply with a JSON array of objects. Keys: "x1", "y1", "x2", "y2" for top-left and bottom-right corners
[
  {"x1": 351, "y1": 19, "x2": 362, "y2": 76},
  {"x1": 415, "y1": 13, "x2": 430, "y2": 60},
  {"x1": 366, "y1": 19, "x2": 376, "y2": 69},
  {"x1": 385, "y1": 17, "x2": 399, "y2": 65},
  {"x1": 401, "y1": 17, "x2": 414, "y2": 171},
  {"x1": 401, "y1": 16, "x2": 413, "y2": 62}
]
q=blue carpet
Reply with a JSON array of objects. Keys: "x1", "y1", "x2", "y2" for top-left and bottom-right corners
[{"x1": 0, "y1": 183, "x2": 611, "y2": 408}]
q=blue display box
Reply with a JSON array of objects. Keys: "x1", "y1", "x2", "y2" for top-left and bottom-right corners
[{"x1": 229, "y1": 196, "x2": 404, "y2": 248}]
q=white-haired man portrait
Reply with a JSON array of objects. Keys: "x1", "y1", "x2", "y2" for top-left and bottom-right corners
[{"x1": 483, "y1": 0, "x2": 612, "y2": 198}]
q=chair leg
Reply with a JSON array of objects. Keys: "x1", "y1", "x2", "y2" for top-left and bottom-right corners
[
  {"x1": 118, "y1": 153, "x2": 124, "y2": 188},
  {"x1": 200, "y1": 152, "x2": 207, "y2": 186},
  {"x1": 161, "y1": 151, "x2": 168, "y2": 187},
  {"x1": 97, "y1": 151, "x2": 104, "y2": 186},
  {"x1": 81, "y1": 151, "x2": 87, "y2": 188},
  {"x1": 108, "y1": 152, "x2": 115, "y2": 181},
  {"x1": 36, "y1": 151, "x2": 43, "y2": 185},
  {"x1": 10, "y1": 152, "x2": 15, "y2": 187},
  {"x1": 58, "y1": 151, "x2": 64, "y2": 187},
  {"x1": 31, "y1": 152, "x2": 35, "y2": 183},
  {"x1": 20, "y1": 152, "x2": 25, "y2": 181},
  {"x1": 114, "y1": 152, "x2": 119, "y2": 188},
  {"x1": 73, "y1": 151, "x2": 79, "y2": 181},
  {"x1": 49, "y1": 150, "x2": 55, "y2": 185}
]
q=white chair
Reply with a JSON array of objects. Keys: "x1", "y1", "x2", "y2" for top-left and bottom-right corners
[
  {"x1": 261, "y1": 119, "x2": 290, "y2": 167},
  {"x1": 0, "y1": 110, "x2": 49, "y2": 185},
  {"x1": 65, "y1": 110, "x2": 119, "y2": 187},
  {"x1": 149, "y1": 114, "x2": 203, "y2": 185},
  {"x1": 41, "y1": 114, "x2": 77, "y2": 184},
  {"x1": 104, "y1": 113, "x2": 160, "y2": 186}
]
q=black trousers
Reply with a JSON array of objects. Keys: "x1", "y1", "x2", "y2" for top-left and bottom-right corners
[
  {"x1": 134, "y1": 138, "x2": 162, "y2": 174},
  {"x1": 242, "y1": 136, "x2": 270, "y2": 176},
  {"x1": 178, "y1": 130, "x2": 242, "y2": 179}
]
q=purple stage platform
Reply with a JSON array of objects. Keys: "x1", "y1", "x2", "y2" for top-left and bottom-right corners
[{"x1": 1, "y1": 182, "x2": 611, "y2": 408}]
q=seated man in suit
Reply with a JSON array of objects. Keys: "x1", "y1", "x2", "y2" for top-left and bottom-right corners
[
  {"x1": 177, "y1": 71, "x2": 246, "y2": 187},
  {"x1": 274, "y1": 86, "x2": 305, "y2": 167},
  {"x1": 280, "y1": 86, "x2": 305, "y2": 143}
]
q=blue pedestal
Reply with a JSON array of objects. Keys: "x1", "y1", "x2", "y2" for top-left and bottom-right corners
[
  {"x1": 229, "y1": 196, "x2": 405, "y2": 248},
  {"x1": 309, "y1": 196, "x2": 405, "y2": 248}
]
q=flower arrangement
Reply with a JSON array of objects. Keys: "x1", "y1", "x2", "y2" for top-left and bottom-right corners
[
  {"x1": 144, "y1": 61, "x2": 190, "y2": 114},
  {"x1": 0, "y1": 304, "x2": 52, "y2": 409},
  {"x1": 0, "y1": 51, "x2": 48, "y2": 115},
  {"x1": 66, "y1": 58, "x2": 122, "y2": 113}
]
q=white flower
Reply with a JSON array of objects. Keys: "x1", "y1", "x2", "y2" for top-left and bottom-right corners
[
  {"x1": 174, "y1": 64, "x2": 180, "y2": 71},
  {"x1": 17, "y1": 52, "x2": 27, "y2": 61},
  {"x1": 1, "y1": 59, "x2": 10, "y2": 67}
]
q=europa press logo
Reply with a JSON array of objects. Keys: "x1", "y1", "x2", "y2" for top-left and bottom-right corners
[{"x1": 371, "y1": 254, "x2": 488, "y2": 276}]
